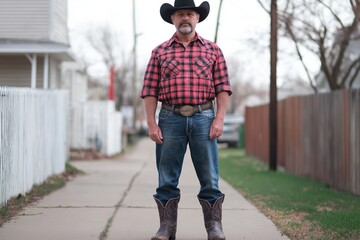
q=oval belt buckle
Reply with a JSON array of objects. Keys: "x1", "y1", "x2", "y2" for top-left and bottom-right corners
[{"x1": 179, "y1": 105, "x2": 195, "y2": 117}]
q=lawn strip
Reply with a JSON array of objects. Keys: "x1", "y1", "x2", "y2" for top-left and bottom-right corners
[{"x1": 219, "y1": 148, "x2": 360, "y2": 240}]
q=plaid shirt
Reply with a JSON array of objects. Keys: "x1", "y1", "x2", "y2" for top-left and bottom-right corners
[{"x1": 141, "y1": 33, "x2": 232, "y2": 105}]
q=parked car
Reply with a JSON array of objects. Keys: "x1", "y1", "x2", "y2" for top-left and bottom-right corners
[{"x1": 218, "y1": 114, "x2": 244, "y2": 148}]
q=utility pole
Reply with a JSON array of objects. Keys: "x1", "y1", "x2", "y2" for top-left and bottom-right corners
[
  {"x1": 132, "y1": 0, "x2": 138, "y2": 131},
  {"x1": 269, "y1": 0, "x2": 278, "y2": 171},
  {"x1": 214, "y1": 0, "x2": 224, "y2": 43}
]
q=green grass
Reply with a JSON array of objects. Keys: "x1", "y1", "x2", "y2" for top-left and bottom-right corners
[{"x1": 219, "y1": 148, "x2": 360, "y2": 240}]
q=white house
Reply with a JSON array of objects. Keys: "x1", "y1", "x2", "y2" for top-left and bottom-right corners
[
  {"x1": 0, "y1": 0, "x2": 123, "y2": 157},
  {"x1": 0, "y1": 0, "x2": 73, "y2": 88}
]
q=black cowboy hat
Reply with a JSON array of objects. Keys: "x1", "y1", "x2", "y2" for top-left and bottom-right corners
[{"x1": 160, "y1": 0, "x2": 210, "y2": 24}]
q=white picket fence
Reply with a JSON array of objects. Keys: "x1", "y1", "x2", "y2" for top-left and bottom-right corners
[
  {"x1": 0, "y1": 87, "x2": 69, "y2": 205},
  {"x1": 70, "y1": 101, "x2": 122, "y2": 156}
]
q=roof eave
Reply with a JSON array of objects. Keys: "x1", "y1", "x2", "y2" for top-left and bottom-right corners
[{"x1": 0, "y1": 42, "x2": 75, "y2": 61}]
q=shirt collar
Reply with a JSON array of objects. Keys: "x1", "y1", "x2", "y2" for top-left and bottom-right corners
[{"x1": 167, "y1": 32, "x2": 205, "y2": 46}]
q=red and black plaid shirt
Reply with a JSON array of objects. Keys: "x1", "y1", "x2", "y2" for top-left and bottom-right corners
[{"x1": 141, "y1": 32, "x2": 232, "y2": 105}]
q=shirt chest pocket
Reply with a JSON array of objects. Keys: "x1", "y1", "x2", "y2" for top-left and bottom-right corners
[
  {"x1": 195, "y1": 57, "x2": 213, "y2": 79},
  {"x1": 161, "y1": 58, "x2": 180, "y2": 80}
]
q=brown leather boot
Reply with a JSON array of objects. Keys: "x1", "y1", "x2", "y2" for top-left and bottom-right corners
[
  {"x1": 151, "y1": 195, "x2": 180, "y2": 240},
  {"x1": 198, "y1": 194, "x2": 226, "y2": 240}
]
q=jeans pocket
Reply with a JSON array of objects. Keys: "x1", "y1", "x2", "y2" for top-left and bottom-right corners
[
  {"x1": 200, "y1": 109, "x2": 215, "y2": 119},
  {"x1": 159, "y1": 108, "x2": 173, "y2": 120}
]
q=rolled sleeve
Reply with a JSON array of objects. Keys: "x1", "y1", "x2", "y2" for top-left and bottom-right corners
[{"x1": 213, "y1": 49, "x2": 232, "y2": 96}]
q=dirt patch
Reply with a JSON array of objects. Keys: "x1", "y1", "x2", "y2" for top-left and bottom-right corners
[
  {"x1": 236, "y1": 190, "x2": 328, "y2": 240},
  {"x1": 261, "y1": 207, "x2": 325, "y2": 240}
]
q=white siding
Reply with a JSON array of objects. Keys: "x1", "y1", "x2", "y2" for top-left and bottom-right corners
[
  {"x1": 0, "y1": 0, "x2": 50, "y2": 40},
  {"x1": 50, "y1": 0, "x2": 69, "y2": 43}
]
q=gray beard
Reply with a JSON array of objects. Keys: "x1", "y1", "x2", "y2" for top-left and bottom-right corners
[{"x1": 179, "y1": 25, "x2": 192, "y2": 35}]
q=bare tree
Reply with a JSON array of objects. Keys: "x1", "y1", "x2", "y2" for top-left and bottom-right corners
[
  {"x1": 226, "y1": 57, "x2": 268, "y2": 114},
  {"x1": 73, "y1": 25, "x2": 133, "y2": 110},
  {"x1": 86, "y1": 27, "x2": 118, "y2": 69},
  {"x1": 257, "y1": 0, "x2": 360, "y2": 91},
  {"x1": 351, "y1": 0, "x2": 360, "y2": 22},
  {"x1": 115, "y1": 53, "x2": 132, "y2": 109}
]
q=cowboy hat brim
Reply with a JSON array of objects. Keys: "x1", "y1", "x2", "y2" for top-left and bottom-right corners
[{"x1": 160, "y1": 1, "x2": 210, "y2": 24}]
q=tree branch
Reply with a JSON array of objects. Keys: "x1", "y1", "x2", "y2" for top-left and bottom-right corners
[
  {"x1": 332, "y1": 17, "x2": 359, "y2": 86},
  {"x1": 350, "y1": 0, "x2": 360, "y2": 22},
  {"x1": 284, "y1": 18, "x2": 318, "y2": 92},
  {"x1": 256, "y1": 0, "x2": 270, "y2": 14},
  {"x1": 341, "y1": 56, "x2": 360, "y2": 87},
  {"x1": 319, "y1": 28, "x2": 337, "y2": 89},
  {"x1": 316, "y1": 0, "x2": 345, "y2": 28},
  {"x1": 349, "y1": 64, "x2": 360, "y2": 88}
]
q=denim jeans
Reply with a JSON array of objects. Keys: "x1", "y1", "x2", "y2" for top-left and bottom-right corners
[{"x1": 155, "y1": 108, "x2": 223, "y2": 204}]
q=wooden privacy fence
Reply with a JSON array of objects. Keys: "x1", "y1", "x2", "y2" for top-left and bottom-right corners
[
  {"x1": 0, "y1": 87, "x2": 69, "y2": 205},
  {"x1": 245, "y1": 89, "x2": 360, "y2": 196}
]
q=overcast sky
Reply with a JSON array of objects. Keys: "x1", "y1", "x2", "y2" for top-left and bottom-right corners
[{"x1": 67, "y1": 0, "x2": 278, "y2": 85}]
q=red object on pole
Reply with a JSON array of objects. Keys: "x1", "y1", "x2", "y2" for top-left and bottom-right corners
[{"x1": 108, "y1": 65, "x2": 115, "y2": 100}]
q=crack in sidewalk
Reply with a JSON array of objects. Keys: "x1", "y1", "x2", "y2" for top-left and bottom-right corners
[
  {"x1": 98, "y1": 162, "x2": 147, "y2": 240},
  {"x1": 31, "y1": 206, "x2": 116, "y2": 209}
]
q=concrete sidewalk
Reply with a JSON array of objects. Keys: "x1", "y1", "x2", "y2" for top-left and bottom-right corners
[{"x1": 0, "y1": 138, "x2": 289, "y2": 240}]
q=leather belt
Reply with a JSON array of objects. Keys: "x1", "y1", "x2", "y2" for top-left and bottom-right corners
[{"x1": 162, "y1": 101, "x2": 213, "y2": 117}]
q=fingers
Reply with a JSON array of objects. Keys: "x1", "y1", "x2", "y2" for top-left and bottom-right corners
[
  {"x1": 150, "y1": 134, "x2": 162, "y2": 144},
  {"x1": 158, "y1": 130, "x2": 163, "y2": 142},
  {"x1": 209, "y1": 129, "x2": 223, "y2": 140},
  {"x1": 152, "y1": 135, "x2": 163, "y2": 144},
  {"x1": 149, "y1": 126, "x2": 163, "y2": 144},
  {"x1": 209, "y1": 122, "x2": 223, "y2": 140}
]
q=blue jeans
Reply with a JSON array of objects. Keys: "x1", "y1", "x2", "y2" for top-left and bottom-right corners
[{"x1": 155, "y1": 108, "x2": 223, "y2": 204}]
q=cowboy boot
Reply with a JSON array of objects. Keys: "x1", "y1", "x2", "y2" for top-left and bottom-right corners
[
  {"x1": 151, "y1": 195, "x2": 180, "y2": 240},
  {"x1": 198, "y1": 194, "x2": 226, "y2": 240}
]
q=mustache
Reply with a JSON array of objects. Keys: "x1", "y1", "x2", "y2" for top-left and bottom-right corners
[{"x1": 180, "y1": 21, "x2": 191, "y2": 26}]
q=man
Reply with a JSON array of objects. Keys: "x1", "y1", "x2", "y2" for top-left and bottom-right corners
[{"x1": 141, "y1": 0, "x2": 232, "y2": 239}]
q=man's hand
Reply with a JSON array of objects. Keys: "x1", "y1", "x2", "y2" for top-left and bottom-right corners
[
  {"x1": 210, "y1": 91, "x2": 229, "y2": 140},
  {"x1": 209, "y1": 117, "x2": 224, "y2": 140},
  {"x1": 144, "y1": 96, "x2": 163, "y2": 144},
  {"x1": 148, "y1": 123, "x2": 163, "y2": 144}
]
